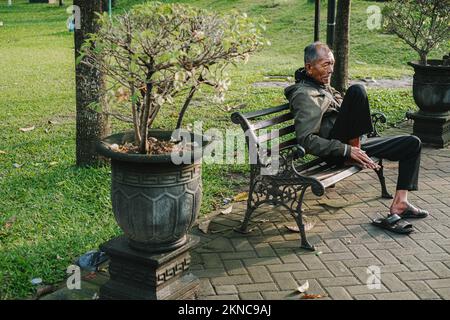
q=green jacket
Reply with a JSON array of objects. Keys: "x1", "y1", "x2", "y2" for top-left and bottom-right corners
[{"x1": 284, "y1": 69, "x2": 351, "y2": 159}]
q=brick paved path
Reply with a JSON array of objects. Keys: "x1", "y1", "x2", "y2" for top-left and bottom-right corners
[{"x1": 191, "y1": 123, "x2": 450, "y2": 300}]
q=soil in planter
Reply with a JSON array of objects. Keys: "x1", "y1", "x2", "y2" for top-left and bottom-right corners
[{"x1": 110, "y1": 137, "x2": 186, "y2": 155}]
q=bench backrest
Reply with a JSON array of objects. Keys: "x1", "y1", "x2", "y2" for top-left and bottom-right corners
[{"x1": 231, "y1": 103, "x2": 297, "y2": 166}]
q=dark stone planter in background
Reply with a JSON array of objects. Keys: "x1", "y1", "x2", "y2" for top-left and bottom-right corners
[{"x1": 406, "y1": 60, "x2": 450, "y2": 148}]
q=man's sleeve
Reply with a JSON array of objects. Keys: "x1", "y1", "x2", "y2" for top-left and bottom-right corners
[{"x1": 290, "y1": 91, "x2": 351, "y2": 158}]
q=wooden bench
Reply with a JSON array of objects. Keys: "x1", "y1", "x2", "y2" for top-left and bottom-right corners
[{"x1": 231, "y1": 103, "x2": 393, "y2": 251}]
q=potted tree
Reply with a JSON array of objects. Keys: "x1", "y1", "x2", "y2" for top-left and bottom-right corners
[
  {"x1": 80, "y1": 2, "x2": 264, "y2": 253},
  {"x1": 383, "y1": 0, "x2": 450, "y2": 147}
]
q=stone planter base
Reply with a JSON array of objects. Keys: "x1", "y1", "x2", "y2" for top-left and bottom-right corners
[
  {"x1": 99, "y1": 235, "x2": 199, "y2": 300},
  {"x1": 406, "y1": 111, "x2": 450, "y2": 148}
]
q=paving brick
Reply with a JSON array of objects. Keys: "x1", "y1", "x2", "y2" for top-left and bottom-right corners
[
  {"x1": 230, "y1": 238, "x2": 254, "y2": 251},
  {"x1": 211, "y1": 275, "x2": 253, "y2": 286},
  {"x1": 405, "y1": 281, "x2": 441, "y2": 300},
  {"x1": 353, "y1": 294, "x2": 376, "y2": 300},
  {"x1": 365, "y1": 242, "x2": 402, "y2": 250},
  {"x1": 347, "y1": 245, "x2": 374, "y2": 258},
  {"x1": 379, "y1": 264, "x2": 409, "y2": 273},
  {"x1": 326, "y1": 287, "x2": 353, "y2": 300},
  {"x1": 201, "y1": 253, "x2": 225, "y2": 268},
  {"x1": 261, "y1": 291, "x2": 301, "y2": 300},
  {"x1": 267, "y1": 263, "x2": 307, "y2": 273},
  {"x1": 318, "y1": 252, "x2": 356, "y2": 262},
  {"x1": 323, "y1": 239, "x2": 349, "y2": 253},
  {"x1": 243, "y1": 257, "x2": 282, "y2": 267},
  {"x1": 215, "y1": 285, "x2": 238, "y2": 295},
  {"x1": 298, "y1": 254, "x2": 327, "y2": 270},
  {"x1": 271, "y1": 273, "x2": 299, "y2": 291},
  {"x1": 396, "y1": 271, "x2": 439, "y2": 282},
  {"x1": 434, "y1": 288, "x2": 450, "y2": 299},
  {"x1": 371, "y1": 249, "x2": 401, "y2": 265},
  {"x1": 381, "y1": 273, "x2": 409, "y2": 292},
  {"x1": 415, "y1": 252, "x2": 450, "y2": 262},
  {"x1": 223, "y1": 260, "x2": 248, "y2": 276},
  {"x1": 292, "y1": 269, "x2": 334, "y2": 280},
  {"x1": 193, "y1": 268, "x2": 227, "y2": 278},
  {"x1": 343, "y1": 257, "x2": 382, "y2": 268},
  {"x1": 198, "y1": 279, "x2": 215, "y2": 296},
  {"x1": 326, "y1": 261, "x2": 353, "y2": 277},
  {"x1": 397, "y1": 255, "x2": 428, "y2": 271},
  {"x1": 253, "y1": 243, "x2": 277, "y2": 257},
  {"x1": 374, "y1": 292, "x2": 419, "y2": 300},
  {"x1": 236, "y1": 283, "x2": 278, "y2": 293},
  {"x1": 346, "y1": 284, "x2": 389, "y2": 296},
  {"x1": 246, "y1": 266, "x2": 272, "y2": 283},
  {"x1": 239, "y1": 292, "x2": 263, "y2": 300},
  {"x1": 199, "y1": 295, "x2": 239, "y2": 300},
  {"x1": 416, "y1": 239, "x2": 445, "y2": 254},
  {"x1": 220, "y1": 251, "x2": 258, "y2": 260},
  {"x1": 426, "y1": 278, "x2": 450, "y2": 289},
  {"x1": 423, "y1": 261, "x2": 450, "y2": 278},
  {"x1": 318, "y1": 276, "x2": 360, "y2": 287}
]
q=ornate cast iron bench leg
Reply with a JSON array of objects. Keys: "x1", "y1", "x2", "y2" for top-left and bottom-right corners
[
  {"x1": 369, "y1": 112, "x2": 393, "y2": 199},
  {"x1": 236, "y1": 169, "x2": 258, "y2": 234},
  {"x1": 374, "y1": 159, "x2": 393, "y2": 199},
  {"x1": 293, "y1": 186, "x2": 315, "y2": 251}
]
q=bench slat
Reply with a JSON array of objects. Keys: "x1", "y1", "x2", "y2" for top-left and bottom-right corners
[
  {"x1": 241, "y1": 104, "x2": 290, "y2": 121},
  {"x1": 252, "y1": 112, "x2": 294, "y2": 130},
  {"x1": 258, "y1": 125, "x2": 295, "y2": 144}
]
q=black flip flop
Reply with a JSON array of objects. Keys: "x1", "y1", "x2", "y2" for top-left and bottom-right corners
[
  {"x1": 399, "y1": 205, "x2": 429, "y2": 219},
  {"x1": 371, "y1": 214, "x2": 414, "y2": 234}
]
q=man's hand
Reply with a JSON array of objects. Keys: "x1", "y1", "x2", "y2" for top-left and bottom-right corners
[{"x1": 349, "y1": 147, "x2": 380, "y2": 170}]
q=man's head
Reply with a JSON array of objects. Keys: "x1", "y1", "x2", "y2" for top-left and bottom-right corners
[{"x1": 304, "y1": 42, "x2": 335, "y2": 85}]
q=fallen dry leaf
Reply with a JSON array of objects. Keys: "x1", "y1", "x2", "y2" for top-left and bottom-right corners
[
  {"x1": 300, "y1": 293, "x2": 327, "y2": 300},
  {"x1": 198, "y1": 220, "x2": 211, "y2": 234},
  {"x1": 4, "y1": 216, "x2": 16, "y2": 230},
  {"x1": 297, "y1": 280, "x2": 309, "y2": 293},
  {"x1": 233, "y1": 192, "x2": 248, "y2": 202},
  {"x1": 220, "y1": 205, "x2": 233, "y2": 215},
  {"x1": 0, "y1": 150, "x2": 6, "y2": 155},
  {"x1": 49, "y1": 162, "x2": 58, "y2": 167},
  {"x1": 48, "y1": 120, "x2": 60, "y2": 125},
  {"x1": 19, "y1": 126, "x2": 35, "y2": 132}
]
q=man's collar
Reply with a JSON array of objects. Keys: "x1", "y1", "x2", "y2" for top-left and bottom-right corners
[{"x1": 294, "y1": 67, "x2": 327, "y2": 88}]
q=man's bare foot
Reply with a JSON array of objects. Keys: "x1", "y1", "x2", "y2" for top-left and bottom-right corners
[{"x1": 390, "y1": 202, "x2": 429, "y2": 218}]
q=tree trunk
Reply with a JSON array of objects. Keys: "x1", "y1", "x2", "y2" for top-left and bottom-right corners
[
  {"x1": 419, "y1": 52, "x2": 428, "y2": 66},
  {"x1": 331, "y1": 0, "x2": 351, "y2": 93},
  {"x1": 74, "y1": 0, "x2": 111, "y2": 167}
]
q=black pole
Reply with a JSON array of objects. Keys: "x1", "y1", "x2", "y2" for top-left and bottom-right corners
[
  {"x1": 314, "y1": 0, "x2": 320, "y2": 42},
  {"x1": 327, "y1": 0, "x2": 336, "y2": 48}
]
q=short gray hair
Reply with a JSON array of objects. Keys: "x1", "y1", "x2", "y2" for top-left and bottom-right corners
[{"x1": 304, "y1": 42, "x2": 331, "y2": 65}]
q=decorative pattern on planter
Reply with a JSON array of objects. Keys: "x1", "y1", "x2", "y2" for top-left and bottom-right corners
[
  {"x1": 156, "y1": 256, "x2": 191, "y2": 285},
  {"x1": 111, "y1": 160, "x2": 202, "y2": 253}
]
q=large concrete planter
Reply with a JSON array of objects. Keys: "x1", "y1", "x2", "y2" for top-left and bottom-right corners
[
  {"x1": 97, "y1": 130, "x2": 208, "y2": 253},
  {"x1": 406, "y1": 60, "x2": 450, "y2": 148}
]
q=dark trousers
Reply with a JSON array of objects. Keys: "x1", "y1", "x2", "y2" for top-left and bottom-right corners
[{"x1": 328, "y1": 84, "x2": 422, "y2": 191}]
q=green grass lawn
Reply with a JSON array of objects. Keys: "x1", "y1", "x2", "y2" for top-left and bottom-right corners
[{"x1": 0, "y1": 0, "x2": 446, "y2": 299}]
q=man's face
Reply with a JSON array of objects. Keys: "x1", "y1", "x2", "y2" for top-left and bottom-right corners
[{"x1": 305, "y1": 49, "x2": 335, "y2": 85}]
